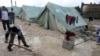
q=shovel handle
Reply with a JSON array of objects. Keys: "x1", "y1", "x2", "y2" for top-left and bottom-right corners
[{"x1": 10, "y1": 43, "x2": 32, "y2": 52}]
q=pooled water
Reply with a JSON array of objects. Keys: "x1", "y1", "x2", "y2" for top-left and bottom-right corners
[{"x1": 29, "y1": 37, "x2": 42, "y2": 51}]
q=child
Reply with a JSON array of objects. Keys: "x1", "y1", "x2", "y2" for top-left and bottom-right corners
[
  {"x1": 62, "y1": 30, "x2": 76, "y2": 50},
  {"x1": 5, "y1": 25, "x2": 29, "y2": 51},
  {"x1": 65, "y1": 30, "x2": 76, "y2": 41}
]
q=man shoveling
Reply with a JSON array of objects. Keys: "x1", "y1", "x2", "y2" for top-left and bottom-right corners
[{"x1": 5, "y1": 25, "x2": 29, "y2": 51}]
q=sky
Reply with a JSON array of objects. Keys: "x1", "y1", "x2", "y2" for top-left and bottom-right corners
[{"x1": 0, "y1": 0, "x2": 100, "y2": 7}]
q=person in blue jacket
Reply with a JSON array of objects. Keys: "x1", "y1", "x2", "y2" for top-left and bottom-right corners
[{"x1": 97, "y1": 28, "x2": 100, "y2": 45}]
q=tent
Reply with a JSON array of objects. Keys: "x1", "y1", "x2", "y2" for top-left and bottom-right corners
[
  {"x1": 18, "y1": 5, "x2": 44, "y2": 22},
  {"x1": 7, "y1": 6, "x2": 21, "y2": 17},
  {"x1": 37, "y1": 2, "x2": 87, "y2": 33}
]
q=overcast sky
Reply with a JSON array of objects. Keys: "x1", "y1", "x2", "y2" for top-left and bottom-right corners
[{"x1": 0, "y1": 0, "x2": 100, "y2": 7}]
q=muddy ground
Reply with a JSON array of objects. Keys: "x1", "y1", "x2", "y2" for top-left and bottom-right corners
[{"x1": 0, "y1": 18, "x2": 100, "y2": 56}]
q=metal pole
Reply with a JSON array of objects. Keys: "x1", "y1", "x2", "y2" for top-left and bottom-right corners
[
  {"x1": 11, "y1": 0, "x2": 13, "y2": 7},
  {"x1": 15, "y1": 1, "x2": 17, "y2": 7}
]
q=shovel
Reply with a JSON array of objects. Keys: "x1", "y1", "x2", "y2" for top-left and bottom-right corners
[{"x1": 10, "y1": 43, "x2": 32, "y2": 52}]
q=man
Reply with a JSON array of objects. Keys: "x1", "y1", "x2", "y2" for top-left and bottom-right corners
[
  {"x1": 8, "y1": 8, "x2": 15, "y2": 24},
  {"x1": 1, "y1": 6, "x2": 10, "y2": 31},
  {"x1": 5, "y1": 25, "x2": 29, "y2": 51}
]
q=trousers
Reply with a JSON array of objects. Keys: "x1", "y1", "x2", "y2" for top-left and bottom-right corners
[{"x1": 5, "y1": 31, "x2": 28, "y2": 48}]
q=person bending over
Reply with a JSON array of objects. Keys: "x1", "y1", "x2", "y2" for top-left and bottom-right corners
[{"x1": 5, "y1": 25, "x2": 29, "y2": 51}]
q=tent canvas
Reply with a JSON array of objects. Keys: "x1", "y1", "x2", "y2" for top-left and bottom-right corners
[
  {"x1": 18, "y1": 5, "x2": 44, "y2": 22},
  {"x1": 37, "y1": 2, "x2": 87, "y2": 33}
]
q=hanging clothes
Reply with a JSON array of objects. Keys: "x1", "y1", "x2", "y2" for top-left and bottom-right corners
[
  {"x1": 66, "y1": 15, "x2": 78, "y2": 26},
  {"x1": 76, "y1": 16, "x2": 78, "y2": 23},
  {"x1": 66, "y1": 15, "x2": 73, "y2": 24},
  {"x1": 69, "y1": 16, "x2": 76, "y2": 26}
]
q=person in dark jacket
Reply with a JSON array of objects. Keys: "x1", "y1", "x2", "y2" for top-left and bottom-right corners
[
  {"x1": 89, "y1": 16, "x2": 94, "y2": 22},
  {"x1": 8, "y1": 8, "x2": 15, "y2": 24},
  {"x1": 5, "y1": 25, "x2": 29, "y2": 51}
]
